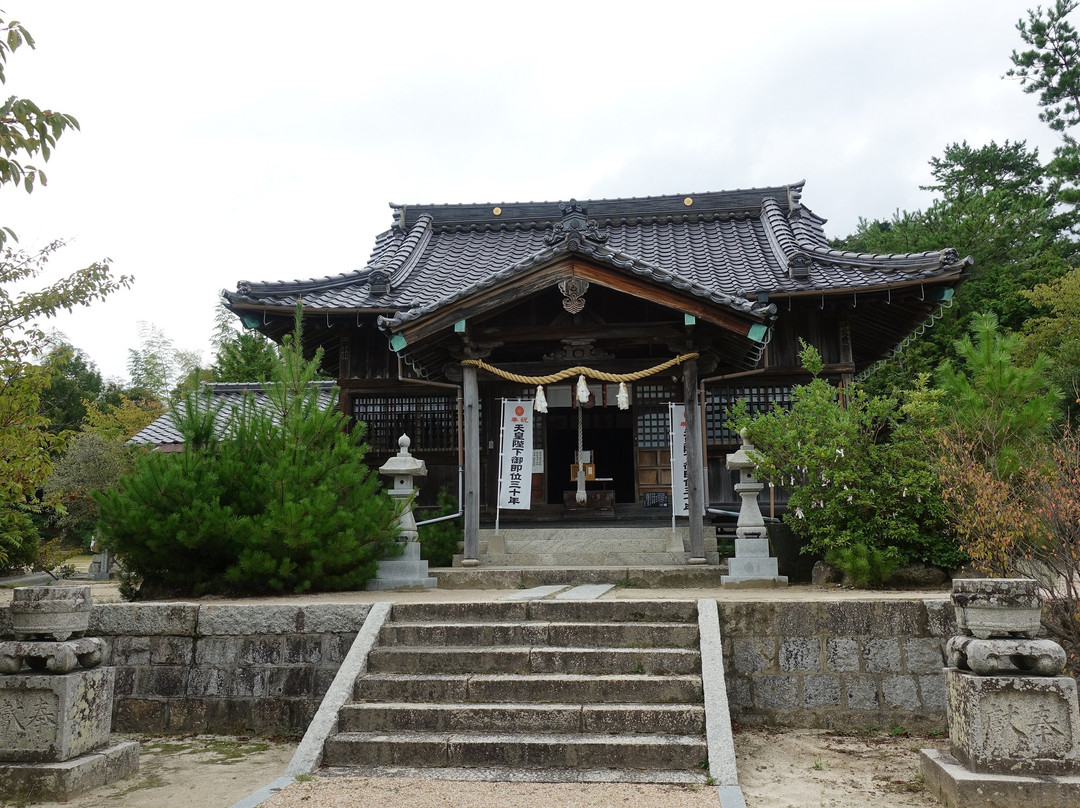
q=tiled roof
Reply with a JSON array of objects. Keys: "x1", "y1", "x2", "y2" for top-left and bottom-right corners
[
  {"x1": 128, "y1": 382, "x2": 337, "y2": 446},
  {"x1": 224, "y1": 183, "x2": 969, "y2": 327}
]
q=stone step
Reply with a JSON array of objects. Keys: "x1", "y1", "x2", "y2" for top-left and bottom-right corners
[
  {"x1": 477, "y1": 552, "x2": 702, "y2": 567},
  {"x1": 354, "y1": 673, "x2": 704, "y2": 705},
  {"x1": 388, "y1": 599, "x2": 700, "y2": 624},
  {"x1": 338, "y1": 702, "x2": 706, "y2": 735},
  {"x1": 366, "y1": 646, "x2": 701, "y2": 676},
  {"x1": 322, "y1": 730, "x2": 707, "y2": 771},
  {"x1": 378, "y1": 621, "x2": 700, "y2": 649},
  {"x1": 317, "y1": 764, "x2": 707, "y2": 785}
]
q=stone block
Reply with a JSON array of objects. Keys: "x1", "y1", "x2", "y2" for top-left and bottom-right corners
[
  {"x1": 239, "y1": 637, "x2": 283, "y2": 666},
  {"x1": 138, "y1": 665, "x2": 186, "y2": 698},
  {"x1": 824, "y1": 601, "x2": 877, "y2": 636},
  {"x1": 754, "y1": 675, "x2": 798, "y2": 710},
  {"x1": 878, "y1": 601, "x2": 924, "y2": 636},
  {"x1": 920, "y1": 673, "x2": 947, "y2": 712},
  {"x1": 803, "y1": 675, "x2": 841, "y2": 708},
  {"x1": 197, "y1": 604, "x2": 304, "y2": 637},
  {"x1": 946, "y1": 668, "x2": 1080, "y2": 775},
  {"x1": 285, "y1": 636, "x2": 323, "y2": 664},
  {"x1": 863, "y1": 638, "x2": 902, "y2": 673},
  {"x1": 249, "y1": 698, "x2": 292, "y2": 733},
  {"x1": 825, "y1": 638, "x2": 860, "y2": 672},
  {"x1": 903, "y1": 637, "x2": 945, "y2": 674},
  {"x1": 0, "y1": 668, "x2": 114, "y2": 763},
  {"x1": 734, "y1": 538, "x2": 770, "y2": 558},
  {"x1": 194, "y1": 637, "x2": 240, "y2": 666},
  {"x1": 226, "y1": 668, "x2": 268, "y2": 698},
  {"x1": 167, "y1": 699, "x2": 208, "y2": 733},
  {"x1": 297, "y1": 604, "x2": 370, "y2": 634},
  {"x1": 924, "y1": 598, "x2": 956, "y2": 637},
  {"x1": 150, "y1": 636, "x2": 193, "y2": 666},
  {"x1": 731, "y1": 638, "x2": 774, "y2": 673},
  {"x1": 110, "y1": 636, "x2": 151, "y2": 666},
  {"x1": 323, "y1": 634, "x2": 352, "y2": 664},
  {"x1": 203, "y1": 699, "x2": 252, "y2": 734},
  {"x1": 268, "y1": 667, "x2": 313, "y2": 699},
  {"x1": 113, "y1": 697, "x2": 165, "y2": 732},
  {"x1": 89, "y1": 603, "x2": 198, "y2": 637},
  {"x1": 774, "y1": 603, "x2": 824, "y2": 637},
  {"x1": 882, "y1": 676, "x2": 920, "y2": 711},
  {"x1": 845, "y1": 676, "x2": 879, "y2": 710},
  {"x1": 186, "y1": 667, "x2": 227, "y2": 698},
  {"x1": 112, "y1": 666, "x2": 135, "y2": 697},
  {"x1": 726, "y1": 675, "x2": 752, "y2": 708},
  {"x1": 779, "y1": 638, "x2": 820, "y2": 672}
]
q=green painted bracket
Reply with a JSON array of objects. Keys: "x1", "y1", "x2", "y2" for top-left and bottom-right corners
[
  {"x1": 684, "y1": 313, "x2": 697, "y2": 326},
  {"x1": 747, "y1": 323, "x2": 769, "y2": 344},
  {"x1": 390, "y1": 333, "x2": 407, "y2": 352},
  {"x1": 454, "y1": 319, "x2": 467, "y2": 333}
]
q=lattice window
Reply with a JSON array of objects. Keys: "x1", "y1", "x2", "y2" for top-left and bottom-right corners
[
  {"x1": 351, "y1": 394, "x2": 459, "y2": 453},
  {"x1": 635, "y1": 382, "x2": 677, "y2": 448},
  {"x1": 706, "y1": 385, "x2": 793, "y2": 444}
]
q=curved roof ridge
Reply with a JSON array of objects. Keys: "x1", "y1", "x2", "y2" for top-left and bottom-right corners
[
  {"x1": 373, "y1": 214, "x2": 432, "y2": 287},
  {"x1": 759, "y1": 197, "x2": 803, "y2": 271},
  {"x1": 801, "y1": 242, "x2": 970, "y2": 273}
]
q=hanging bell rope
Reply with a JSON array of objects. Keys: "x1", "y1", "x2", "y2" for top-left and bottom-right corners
[{"x1": 460, "y1": 352, "x2": 699, "y2": 385}]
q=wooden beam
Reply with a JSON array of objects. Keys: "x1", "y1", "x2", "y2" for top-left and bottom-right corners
[{"x1": 394, "y1": 258, "x2": 762, "y2": 346}]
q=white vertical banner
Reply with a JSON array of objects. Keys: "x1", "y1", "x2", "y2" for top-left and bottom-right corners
[
  {"x1": 497, "y1": 399, "x2": 533, "y2": 510},
  {"x1": 669, "y1": 403, "x2": 690, "y2": 517}
]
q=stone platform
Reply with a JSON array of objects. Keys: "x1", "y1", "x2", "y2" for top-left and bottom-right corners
[
  {"x1": 921, "y1": 747, "x2": 1080, "y2": 808},
  {"x1": 433, "y1": 564, "x2": 726, "y2": 589},
  {"x1": 0, "y1": 740, "x2": 139, "y2": 803}
]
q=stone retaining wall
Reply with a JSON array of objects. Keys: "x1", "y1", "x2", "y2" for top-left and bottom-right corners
[
  {"x1": 715, "y1": 599, "x2": 955, "y2": 731},
  {"x1": 11, "y1": 602, "x2": 372, "y2": 735},
  {"x1": 2, "y1": 597, "x2": 953, "y2": 735}
]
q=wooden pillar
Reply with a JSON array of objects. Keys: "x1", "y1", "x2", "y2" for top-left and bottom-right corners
[
  {"x1": 683, "y1": 357, "x2": 706, "y2": 564},
  {"x1": 462, "y1": 363, "x2": 481, "y2": 566}
]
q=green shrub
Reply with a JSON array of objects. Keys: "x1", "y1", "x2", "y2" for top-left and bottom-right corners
[
  {"x1": 417, "y1": 488, "x2": 461, "y2": 567},
  {"x1": 95, "y1": 309, "x2": 400, "y2": 598},
  {"x1": 731, "y1": 341, "x2": 962, "y2": 575},
  {"x1": 825, "y1": 543, "x2": 900, "y2": 588}
]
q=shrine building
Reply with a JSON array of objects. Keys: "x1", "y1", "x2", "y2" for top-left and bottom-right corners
[{"x1": 222, "y1": 183, "x2": 969, "y2": 565}]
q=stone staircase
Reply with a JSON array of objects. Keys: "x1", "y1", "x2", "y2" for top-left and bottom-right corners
[
  {"x1": 459, "y1": 526, "x2": 720, "y2": 567},
  {"x1": 321, "y1": 600, "x2": 710, "y2": 782}
]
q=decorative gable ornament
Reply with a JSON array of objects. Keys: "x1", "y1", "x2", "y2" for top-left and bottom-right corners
[{"x1": 558, "y1": 278, "x2": 589, "y2": 314}]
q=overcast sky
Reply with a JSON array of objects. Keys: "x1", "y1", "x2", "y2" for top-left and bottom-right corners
[{"x1": 4, "y1": 1, "x2": 1065, "y2": 382}]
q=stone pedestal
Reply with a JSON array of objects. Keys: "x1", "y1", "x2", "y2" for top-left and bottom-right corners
[
  {"x1": 944, "y1": 668, "x2": 1080, "y2": 775},
  {"x1": 0, "y1": 587, "x2": 138, "y2": 803},
  {"x1": 721, "y1": 431, "x2": 786, "y2": 588},
  {"x1": 921, "y1": 578, "x2": 1080, "y2": 807}
]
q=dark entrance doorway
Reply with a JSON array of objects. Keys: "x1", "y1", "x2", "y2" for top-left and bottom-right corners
[{"x1": 544, "y1": 407, "x2": 635, "y2": 504}]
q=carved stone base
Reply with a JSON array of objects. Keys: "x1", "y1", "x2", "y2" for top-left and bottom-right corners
[
  {"x1": 947, "y1": 636, "x2": 1066, "y2": 676},
  {"x1": 0, "y1": 638, "x2": 106, "y2": 675},
  {"x1": 0, "y1": 668, "x2": 115, "y2": 763},
  {"x1": 0, "y1": 740, "x2": 139, "y2": 804},
  {"x1": 946, "y1": 668, "x2": 1080, "y2": 775},
  {"x1": 921, "y1": 747, "x2": 1080, "y2": 808}
]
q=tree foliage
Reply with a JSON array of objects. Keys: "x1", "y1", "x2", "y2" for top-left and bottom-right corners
[
  {"x1": 0, "y1": 16, "x2": 130, "y2": 565},
  {"x1": 1009, "y1": 0, "x2": 1080, "y2": 209},
  {"x1": 731, "y1": 342, "x2": 960, "y2": 586},
  {"x1": 837, "y1": 140, "x2": 1077, "y2": 394},
  {"x1": 936, "y1": 313, "x2": 1060, "y2": 476},
  {"x1": 96, "y1": 309, "x2": 400, "y2": 598}
]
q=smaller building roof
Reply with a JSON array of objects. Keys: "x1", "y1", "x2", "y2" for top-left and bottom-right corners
[{"x1": 128, "y1": 382, "x2": 338, "y2": 447}]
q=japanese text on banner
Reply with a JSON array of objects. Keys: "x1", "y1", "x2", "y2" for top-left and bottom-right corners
[{"x1": 498, "y1": 400, "x2": 533, "y2": 510}]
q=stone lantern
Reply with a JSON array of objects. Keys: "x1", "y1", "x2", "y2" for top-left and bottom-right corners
[
  {"x1": 379, "y1": 433, "x2": 428, "y2": 542},
  {"x1": 720, "y1": 430, "x2": 786, "y2": 588},
  {"x1": 367, "y1": 434, "x2": 436, "y2": 590}
]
